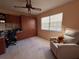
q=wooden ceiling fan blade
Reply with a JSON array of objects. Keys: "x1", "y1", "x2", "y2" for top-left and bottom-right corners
[
  {"x1": 14, "y1": 6, "x2": 26, "y2": 8},
  {"x1": 31, "y1": 7, "x2": 42, "y2": 11}
]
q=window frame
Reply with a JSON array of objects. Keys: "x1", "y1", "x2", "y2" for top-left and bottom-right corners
[
  {"x1": 41, "y1": 16, "x2": 50, "y2": 31},
  {"x1": 41, "y1": 12, "x2": 63, "y2": 32}
]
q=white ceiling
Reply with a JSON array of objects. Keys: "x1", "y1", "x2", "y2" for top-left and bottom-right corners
[{"x1": 0, "y1": 0, "x2": 74, "y2": 15}]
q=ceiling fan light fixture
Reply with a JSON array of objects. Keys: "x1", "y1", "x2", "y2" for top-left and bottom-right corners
[{"x1": 14, "y1": 0, "x2": 41, "y2": 15}]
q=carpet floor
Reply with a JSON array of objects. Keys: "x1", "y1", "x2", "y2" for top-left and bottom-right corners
[{"x1": 0, "y1": 37, "x2": 56, "y2": 59}]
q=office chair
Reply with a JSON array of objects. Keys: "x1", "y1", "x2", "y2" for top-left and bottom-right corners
[{"x1": 6, "y1": 30, "x2": 17, "y2": 46}]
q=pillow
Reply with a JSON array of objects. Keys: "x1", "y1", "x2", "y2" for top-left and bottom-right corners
[
  {"x1": 64, "y1": 35, "x2": 75, "y2": 43},
  {"x1": 64, "y1": 30, "x2": 79, "y2": 37},
  {"x1": 64, "y1": 30, "x2": 76, "y2": 37}
]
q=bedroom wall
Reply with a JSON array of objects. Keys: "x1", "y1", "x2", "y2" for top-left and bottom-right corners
[{"x1": 37, "y1": 0, "x2": 79, "y2": 40}]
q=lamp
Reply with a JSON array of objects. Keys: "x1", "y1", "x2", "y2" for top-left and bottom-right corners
[{"x1": 0, "y1": 20, "x2": 5, "y2": 23}]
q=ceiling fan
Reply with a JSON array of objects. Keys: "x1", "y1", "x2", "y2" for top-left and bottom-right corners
[{"x1": 14, "y1": 0, "x2": 42, "y2": 14}]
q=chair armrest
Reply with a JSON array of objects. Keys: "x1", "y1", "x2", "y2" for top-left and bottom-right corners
[
  {"x1": 50, "y1": 38, "x2": 58, "y2": 43},
  {"x1": 50, "y1": 38, "x2": 57, "y2": 41},
  {"x1": 57, "y1": 43, "x2": 79, "y2": 48},
  {"x1": 56, "y1": 43, "x2": 79, "y2": 59}
]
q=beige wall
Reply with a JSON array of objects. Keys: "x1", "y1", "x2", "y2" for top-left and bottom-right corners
[{"x1": 37, "y1": 0, "x2": 79, "y2": 40}]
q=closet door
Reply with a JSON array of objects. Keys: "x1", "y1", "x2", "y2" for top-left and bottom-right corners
[{"x1": 16, "y1": 16, "x2": 37, "y2": 40}]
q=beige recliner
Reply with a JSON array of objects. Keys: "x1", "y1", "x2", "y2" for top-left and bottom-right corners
[
  {"x1": 50, "y1": 29, "x2": 79, "y2": 59},
  {"x1": 50, "y1": 41, "x2": 79, "y2": 59}
]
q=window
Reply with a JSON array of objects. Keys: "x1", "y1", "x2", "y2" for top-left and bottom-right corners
[
  {"x1": 41, "y1": 16, "x2": 50, "y2": 30},
  {"x1": 50, "y1": 13, "x2": 63, "y2": 31},
  {"x1": 41, "y1": 13, "x2": 63, "y2": 32}
]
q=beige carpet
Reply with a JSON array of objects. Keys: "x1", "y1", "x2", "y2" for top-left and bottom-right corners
[{"x1": 0, "y1": 37, "x2": 56, "y2": 59}]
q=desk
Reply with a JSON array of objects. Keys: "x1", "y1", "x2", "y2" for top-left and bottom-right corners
[{"x1": 0, "y1": 37, "x2": 6, "y2": 55}]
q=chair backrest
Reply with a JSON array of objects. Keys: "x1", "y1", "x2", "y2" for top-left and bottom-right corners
[
  {"x1": 64, "y1": 28, "x2": 79, "y2": 43},
  {"x1": 7, "y1": 30, "x2": 16, "y2": 39}
]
